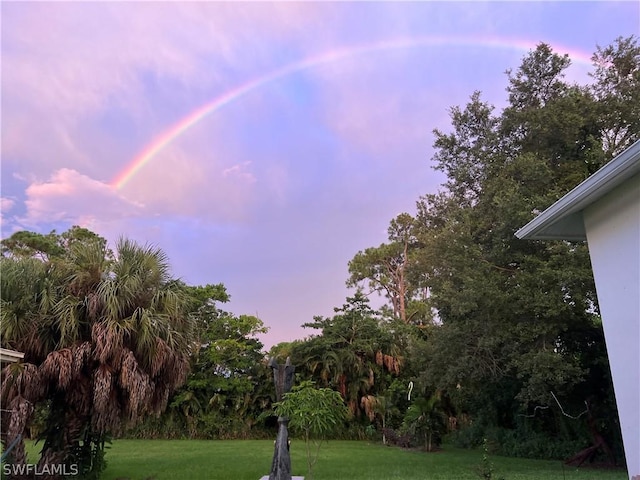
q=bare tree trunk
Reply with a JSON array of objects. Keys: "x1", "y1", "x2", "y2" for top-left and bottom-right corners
[
  {"x1": 3, "y1": 397, "x2": 34, "y2": 480},
  {"x1": 565, "y1": 400, "x2": 616, "y2": 467}
]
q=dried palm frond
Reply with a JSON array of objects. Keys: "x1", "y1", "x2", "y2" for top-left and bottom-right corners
[
  {"x1": 375, "y1": 350, "x2": 384, "y2": 367},
  {"x1": 92, "y1": 321, "x2": 124, "y2": 364},
  {"x1": 92, "y1": 387, "x2": 122, "y2": 435},
  {"x1": 149, "y1": 381, "x2": 171, "y2": 415},
  {"x1": 4, "y1": 397, "x2": 30, "y2": 465},
  {"x1": 348, "y1": 399, "x2": 358, "y2": 416},
  {"x1": 38, "y1": 446, "x2": 67, "y2": 475},
  {"x1": 125, "y1": 365, "x2": 152, "y2": 411},
  {"x1": 67, "y1": 375, "x2": 92, "y2": 417},
  {"x1": 22, "y1": 363, "x2": 46, "y2": 401},
  {"x1": 86, "y1": 291, "x2": 102, "y2": 319},
  {"x1": 15, "y1": 320, "x2": 48, "y2": 362},
  {"x1": 93, "y1": 364, "x2": 113, "y2": 415},
  {"x1": 119, "y1": 348, "x2": 138, "y2": 387},
  {"x1": 382, "y1": 354, "x2": 402, "y2": 375},
  {"x1": 150, "y1": 337, "x2": 170, "y2": 378},
  {"x1": 337, "y1": 374, "x2": 347, "y2": 398},
  {"x1": 7, "y1": 395, "x2": 34, "y2": 442},
  {"x1": 125, "y1": 375, "x2": 154, "y2": 426},
  {"x1": 71, "y1": 341, "x2": 92, "y2": 378},
  {"x1": 1, "y1": 363, "x2": 21, "y2": 404},
  {"x1": 40, "y1": 348, "x2": 73, "y2": 390},
  {"x1": 1, "y1": 362, "x2": 44, "y2": 403},
  {"x1": 360, "y1": 395, "x2": 379, "y2": 421},
  {"x1": 164, "y1": 354, "x2": 189, "y2": 391},
  {"x1": 64, "y1": 410, "x2": 86, "y2": 445}
]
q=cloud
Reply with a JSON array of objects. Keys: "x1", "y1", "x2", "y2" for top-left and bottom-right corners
[
  {"x1": 1, "y1": 3, "x2": 344, "y2": 119},
  {"x1": 115, "y1": 124, "x2": 262, "y2": 223},
  {"x1": 223, "y1": 162, "x2": 257, "y2": 184},
  {"x1": 0, "y1": 198, "x2": 18, "y2": 235},
  {"x1": 1, "y1": 198, "x2": 15, "y2": 213},
  {"x1": 1, "y1": 2, "x2": 342, "y2": 178},
  {"x1": 19, "y1": 168, "x2": 142, "y2": 228}
]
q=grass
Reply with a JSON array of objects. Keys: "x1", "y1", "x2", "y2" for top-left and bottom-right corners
[{"x1": 19, "y1": 439, "x2": 627, "y2": 480}]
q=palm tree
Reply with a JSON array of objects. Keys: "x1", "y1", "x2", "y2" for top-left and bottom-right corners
[
  {"x1": 1, "y1": 235, "x2": 195, "y2": 478},
  {"x1": 403, "y1": 391, "x2": 447, "y2": 452}
]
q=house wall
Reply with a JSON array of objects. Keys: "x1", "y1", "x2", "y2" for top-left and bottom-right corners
[{"x1": 583, "y1": 172, "x2": 640, "y2": 480}]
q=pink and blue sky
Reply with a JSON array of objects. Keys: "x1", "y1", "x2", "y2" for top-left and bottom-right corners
[{"x1": 1, "y1": 2, "x2": 638, "y2": 348}]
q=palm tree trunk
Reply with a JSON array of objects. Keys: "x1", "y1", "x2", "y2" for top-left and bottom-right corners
[{"x1": 3, "y1": 396, "x2": 34, "y2": 480}]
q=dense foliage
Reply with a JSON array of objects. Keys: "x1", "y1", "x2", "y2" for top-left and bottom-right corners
[
  {"x1": 291, "y1": 36, "x2": 638, "y2": 461},
  {"x1": 128, "y1": 287, "x2": 273, "y2": 440},
  {"x1": 1, "y1": 228, "x2": 196, "y2": 478},
  {"x1": 341, "y1": 36, "x2": 638, "y2": 461}
]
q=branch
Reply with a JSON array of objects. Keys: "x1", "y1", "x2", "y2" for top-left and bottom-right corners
[
  {"x1": 551, "y1": 391, "x2": 588, "y2": 420},
  {"x1": 518, "y1": 392, "x2": 588, "y2": 420},
  {"x1": 479, "y1": 257, "x2": 518, "y2": 273},
  {"x1": 518, "y1": 404, "x2": 550, "y2": 418}
]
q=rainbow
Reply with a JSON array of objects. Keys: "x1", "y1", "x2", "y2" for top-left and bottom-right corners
[{"x1": 111, "y1": 35, "x2": 593, "y2": 190}]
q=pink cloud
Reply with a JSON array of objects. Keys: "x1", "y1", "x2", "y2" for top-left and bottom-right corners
[
  {"x1": 1, "y1": 198, "x2": 16, "y2": 213},
  {"x1": 20, "y1": 168, "x2": 142, "y2": 227},
  {"x1": 223, "y1": 162, "x2": 257, "y2": 184}
]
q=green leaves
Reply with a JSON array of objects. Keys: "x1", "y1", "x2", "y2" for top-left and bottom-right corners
[
  {"x1": 395, "y1": 39, "x2": 637, "y2": 451},
  {"x1": 591, "y1": 36, "x2": 640, "y2": 156},
  {"x1": 273, "y1": 381, "x2": 349, "y2": 478},
  {"x1": 347, "y1": 214, "x2": 423, "y2": 324},
  {"x1": 275, "y1": 381, "x2": 348, "y2": 439},
  {"x1": 0, "y1": 227, "x2": 197, "y2": 476}
]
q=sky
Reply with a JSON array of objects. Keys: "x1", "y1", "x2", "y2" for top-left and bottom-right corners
[{"x1": 1, "y1": 1, "x2": 638, "y2": 350}]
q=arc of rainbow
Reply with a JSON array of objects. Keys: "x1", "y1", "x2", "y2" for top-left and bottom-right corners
[{"x1": 111, "y1": 35, "x2": 593, "y2": 190}]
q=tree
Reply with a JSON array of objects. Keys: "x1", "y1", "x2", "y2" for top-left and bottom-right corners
[
  {"x1": 402, "y1": 391, "x2": 447, "y2": 452},
  {"x1": 347, "y1": 213, "x2": 423, "y2": 323},
  {"x1": 181, "y1": 307, "x2": 270, "y2": 438},
  {"x1": 1, "y1": 230, "x2": 195, "y2": 478},
  {"x1": 393, "y1": 39, "x2": 635, "y2": 459},
  {"x1": 590, "y1": 36, "x2": 640, "y2": 156},
  {"x1": 296, "y1": 294, "x2": 402, "y2": 420},
  {"x1": 131, "y1": 284, "x2": 273, "y2": 440},
  {"x1": 273, "y1": 381, "x2": 348, "y2": 480},
  {"x1": 431, "y1": 91, "x2": 501, "y2": 204},
  {"x1": 1, "y1": 226, "x2": 110, "y2": 262}
]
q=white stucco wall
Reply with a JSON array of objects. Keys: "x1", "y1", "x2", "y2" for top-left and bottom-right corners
[{"x1": 583, "y1": 172, "x2": 640, "y2": 480}]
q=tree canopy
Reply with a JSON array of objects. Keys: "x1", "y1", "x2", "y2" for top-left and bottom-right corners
[{"x1": 1, "y1": 229, "x2": 196, "y2": 477}]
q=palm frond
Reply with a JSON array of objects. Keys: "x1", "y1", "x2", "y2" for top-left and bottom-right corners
[
  {"x1": 40, "y1": 348, "x2": 73, "y2": 390},
  {"x1": 93, "y1": 364, "x2": 114, "y2": 419},
  {"x1": 52, "y1": 296, "x2": 83, "y2": 347}
]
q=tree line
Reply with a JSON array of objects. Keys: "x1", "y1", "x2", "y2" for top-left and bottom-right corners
[{"x1": 1, "y1": 35, "x2": 638, "y2": 478}]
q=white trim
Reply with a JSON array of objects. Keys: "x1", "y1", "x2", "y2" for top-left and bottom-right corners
[
  {"x1": 516, "y1": 139, "x2": 640, "y2": 240},
  {"x1": 0, "y1": 348, "x2": 25, "y2": 363}
]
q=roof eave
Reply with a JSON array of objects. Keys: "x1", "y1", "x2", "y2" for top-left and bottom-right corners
[
  {"x1": 516, "y1": 139, "x2": 640, "y2": 240},
  {"x1": 0, "y1": 347, "x2": 25, "y2": 363}
]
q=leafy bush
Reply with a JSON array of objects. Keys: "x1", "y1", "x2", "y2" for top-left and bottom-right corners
[{"x1": 448, "y1": 424, "x2": 588, "y2": 460}]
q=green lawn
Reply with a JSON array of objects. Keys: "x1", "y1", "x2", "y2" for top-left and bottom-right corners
[{"x1": 21, "y1": 440, "x2": 627, "y2": 480}]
